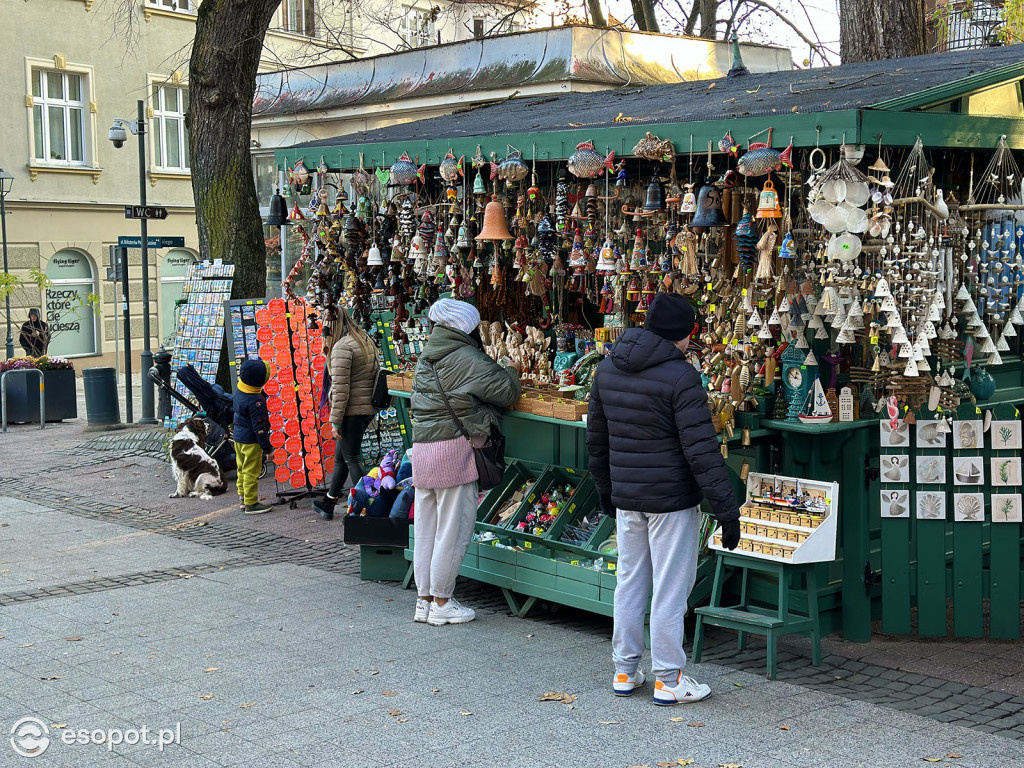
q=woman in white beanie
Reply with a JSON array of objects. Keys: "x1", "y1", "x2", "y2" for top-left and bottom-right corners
[{"x1": 410, "y1": 298, "x2": 521, "y2": 625}]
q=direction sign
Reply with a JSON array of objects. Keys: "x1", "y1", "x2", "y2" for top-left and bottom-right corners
[
  {"x1": 124, "y1": 205, "x2": 169, "y2": 220},
  {"x1": 117, "y1": 236, "x2": 186, "y2": 248}
]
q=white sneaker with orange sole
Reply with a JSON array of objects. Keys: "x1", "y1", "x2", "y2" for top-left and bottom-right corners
[
  {"x1": 653, "y1": 673, "x2": 711, "y2": 705},
  {"x1": 613, "y1": 670, "x2": 647, "y2": 696}
]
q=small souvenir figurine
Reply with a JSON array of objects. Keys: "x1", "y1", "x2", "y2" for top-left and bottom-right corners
[
  {"x1": 614, "y1": 159, "x2": 628, "y2": 187},
  {"x1": 567, "y1": 140, "x2": 616, "y2": 179},
  {"x1": 389, "y1": 154, "x2": 425, "y2": 186},
  {"x1": 438, "y1": 150, "x2": 464, "y2": 184}
]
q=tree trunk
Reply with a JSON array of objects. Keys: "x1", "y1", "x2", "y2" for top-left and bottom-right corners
[
  {"x1": 840, "y1": 0, "x2": 928, "y2": 62},
  {"x1": 586, "y1": 0, "x2": 607, "y2": 28},
  {"x1": 188, "y1": 0, "x2": 281, "y2": 300},
  {"x1": 640, "y1": 0, "x2": 660, "y2": 32},
  {"x1": 698, "y1": 0, "x2": 717, "y2": 39}
]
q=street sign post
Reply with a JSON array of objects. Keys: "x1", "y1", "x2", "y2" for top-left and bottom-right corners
[
  {"x1": 124, "y1": 205, "x2": 168, "y2": 220},
  {"x1": 117, "y1": 236, "x2": 185, "y2": 248}
]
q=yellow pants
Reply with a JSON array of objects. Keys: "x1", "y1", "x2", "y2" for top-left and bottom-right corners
[{"x1": 234, "y1": 442, "x2": 263, "y2": 506}]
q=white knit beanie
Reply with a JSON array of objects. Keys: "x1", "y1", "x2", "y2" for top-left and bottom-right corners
[{"x1": 428, "y1": 298, "x2": 480, "y2": 335}]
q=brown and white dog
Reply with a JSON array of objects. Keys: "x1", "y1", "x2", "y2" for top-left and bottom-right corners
[{"x1": 169, "y1": 417, "x2": 227, "y2": 500}]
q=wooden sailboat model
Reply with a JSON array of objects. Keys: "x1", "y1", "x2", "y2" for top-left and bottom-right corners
[{"x1": 798, "y1": 378, "x2": 833, "y2": 424}]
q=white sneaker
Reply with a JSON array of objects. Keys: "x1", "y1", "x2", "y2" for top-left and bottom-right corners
[
  {"x1": 427, "y1": 598, "x2": 475, "y2": 626},
  {"x1": 414, "y1": 599, "x2": 431, "y2": 623},
  {"x1": 613, "y1": 669, "x2": 646, "y2": 696},
  {"x1": 653, "y1": 673, "x2": 711, "y2": 706}
]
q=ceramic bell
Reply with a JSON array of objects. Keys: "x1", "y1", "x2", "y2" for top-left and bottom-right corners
[
  {"x1": 643, "y1": 179, "x2": 664, "y2": 212},
  {"x1": 755, "y1": 180, "x2": 782, "y2": 219},
  {"x1": 691, "y1": 182, "x2": 728, "y2": 228},
  {"x1": 366, "y1": 242, "x2": 383, "y2": 266},
  {"x1": 680, "y1": 184, "x2": 697, "y2": 214}
]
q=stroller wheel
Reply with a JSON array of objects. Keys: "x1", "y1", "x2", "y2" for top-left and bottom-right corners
[{"x1": 260, "y1": 459, "x2": 269, "y2": 480}]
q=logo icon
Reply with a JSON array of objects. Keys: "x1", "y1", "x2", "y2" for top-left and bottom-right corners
[{"x1": 10, "y1": 718, "x2": 50, "y2": 757}]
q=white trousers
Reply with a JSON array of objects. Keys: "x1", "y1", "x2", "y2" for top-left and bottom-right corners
[
  {"x1": 612, "y1": 506, "x2": 701, "y2": 683},
  {"x1": 413, "y1": 482, "x2": 478, "y2": 599}
]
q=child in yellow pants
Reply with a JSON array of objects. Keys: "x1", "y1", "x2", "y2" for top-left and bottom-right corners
[{"x1": 233, "y1": 359, "x2": 273, "y2": 515}]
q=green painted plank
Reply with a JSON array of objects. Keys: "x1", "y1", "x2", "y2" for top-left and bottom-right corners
[
  {"x1": 989, "y1": 523, "x2": 1021, "y2": 639},
  {"x1": 880, "y1": 518, "x2": 912, "y2": 634},
  {"x1": 860, "y1": 110, "x2": 1024, "y2": 150},
  {"x1": 274, "y1": 110, "x2": 861, "y2": 171},
  {"x1": 952, "y1": 522, "x2": 985, "y2": 638},
  {"x1": 871, "y1": 64, "x2": 1024, "y2": 111},
  {"x1": 915, "y1": 519, "x2": 949, "y2": 637}
]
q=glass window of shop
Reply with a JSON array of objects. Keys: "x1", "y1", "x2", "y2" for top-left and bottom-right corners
[
  {"x1": 159, "y1": 249, "x2": 197, "y2": 343},
  {"x1": 45, "y1": 249, "x2": 97, "y2": 357}
]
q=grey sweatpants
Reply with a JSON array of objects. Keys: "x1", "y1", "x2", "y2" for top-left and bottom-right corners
[
  {"x1": 413, "y1": 482, "x2": 478, "y2": 599},
  {"x1": 612, "y1": 505, "x2": 701, "y2": 683}
]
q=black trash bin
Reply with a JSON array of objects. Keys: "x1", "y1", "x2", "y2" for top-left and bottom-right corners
[{"x1": 83, "y1": 367, "x2": 120, "y2": 426}]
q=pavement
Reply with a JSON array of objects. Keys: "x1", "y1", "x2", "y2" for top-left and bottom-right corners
[{"x1": 1, "y1": 384, "x2": 1024, "y2": 766}]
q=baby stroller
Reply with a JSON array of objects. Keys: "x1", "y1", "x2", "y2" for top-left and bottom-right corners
[{"x1": 149, "y1": 364, "x2": 267, "y2": 478}]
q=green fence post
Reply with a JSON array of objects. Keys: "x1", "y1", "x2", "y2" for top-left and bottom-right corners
[{"x1": 880, "y1": 517, "x2": 912, "y2": 635}]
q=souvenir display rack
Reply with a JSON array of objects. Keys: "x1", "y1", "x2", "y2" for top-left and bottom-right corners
[
  {"x1": 168, "y1": 261, "x2": 234, "y2": 420},
  {"x1": 224, "y1": 298, "x2": 268, "y2": 389}
]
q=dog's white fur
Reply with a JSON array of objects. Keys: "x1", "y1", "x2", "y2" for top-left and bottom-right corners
[{"x1": 169, "y1": 417, "x2": 226, "y2": 500}]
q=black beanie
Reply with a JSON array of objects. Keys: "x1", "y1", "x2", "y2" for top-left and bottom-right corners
[{"x1": 645, "y1": 293, "x2": 696, "y2": 342}]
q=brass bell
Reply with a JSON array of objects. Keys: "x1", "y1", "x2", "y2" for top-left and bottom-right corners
[
  {"x1": 643, "y1": 178, "x2": 664, "y2": 212},
  {"x1": 756, "y1": 180, "x2": 782, "y2": 219},
  {"x1": 476, "y1": 196, "x2": 514, "y2": 241},
  {"x1": 690, "y1": 182, "x2": 728, "y2": 228}
]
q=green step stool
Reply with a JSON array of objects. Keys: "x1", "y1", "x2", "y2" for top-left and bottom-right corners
[{"x1": 692, "y1": 550, "x2": 822, "y2": 679}]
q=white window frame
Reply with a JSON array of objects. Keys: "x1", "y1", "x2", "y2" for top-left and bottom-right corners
[
  {"x1": 146, "y1": 0, "x2": 195, "y2": 12},
  {"x1": 150, "y1": 80, "x2": 190, "y2": 173},
  {"x1": 401, "y1": 6, "x2": 436, "y2": 49},
  {"x1": 30, "y1": 68, "x2": 88, "y2": 166},
  {"x1": 277, "y1": 0, "x2": 317, "y2": 37},
  {"x1": 44, "y1": 249, "x2": 99, "y2": 359},
  {"x1": 25, "y1": 58, "x2": 97, "y2": 172}
]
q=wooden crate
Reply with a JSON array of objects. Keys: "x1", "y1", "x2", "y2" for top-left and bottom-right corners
[{"x1": 387, "y1": 372, "x2": 414, "y2": 392}]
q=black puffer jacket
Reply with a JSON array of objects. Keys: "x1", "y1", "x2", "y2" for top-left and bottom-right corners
[{"x1": 586, "y1": 327, "x2": 739, "y2": 521}]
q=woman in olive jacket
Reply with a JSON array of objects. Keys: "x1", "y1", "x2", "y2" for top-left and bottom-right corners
[
  {"x1": 410, "y1": 299, "x2": 520, "y2": 626},
  {"x1": 317, "y1": 306, "x2": 379, "y2": 519}
]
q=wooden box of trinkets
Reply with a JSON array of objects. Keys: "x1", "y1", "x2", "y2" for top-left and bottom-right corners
[{"x1": 709, "y1": 472, "x2": 839, "y2": 564}]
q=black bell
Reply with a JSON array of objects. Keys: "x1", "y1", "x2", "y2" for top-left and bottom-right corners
[
  {"x1": 643, "y1": 179, "x2": 664, "y2": 212},
  {"x1": 266, "y1": 188, "x2": 289, "y2": 227}
]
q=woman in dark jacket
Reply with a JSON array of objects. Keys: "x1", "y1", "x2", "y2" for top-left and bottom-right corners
[
  {"x1": 315, "y1": 306, "x2": 380, "y2": 520},
  {"x1": 19, "y1": 309, "x2": 50, "y2": 357},
  {"x1": 410, "y1": 299, "x2": 520, "y2": 626}
]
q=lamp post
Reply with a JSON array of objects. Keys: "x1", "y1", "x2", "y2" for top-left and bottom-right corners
[
  {"x1": 109, "y1": 101, "x2": 156, "y2": 423},
  {"x1": 0, "y1": 168, "x2": 14, "y2": 360}
]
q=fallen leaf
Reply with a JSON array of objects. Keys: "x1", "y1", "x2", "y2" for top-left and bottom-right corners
[
  {"x1": 599, "y1": 720, "x2": 622, "y2": 725},
  {"x1": 669, "y1": 717, "x2": 684, "y2": 722},
  {"x1": 719, "y1": 764, "x2": 743, "y2": 768},
  {"x1": 459, "y1": 711, "x2": 473, "y2": 716},
  {"x1": 204, "y1": 667, "x2": 219, "y2": 673},
  {"x1": 65, "y1": 636, "x2": 83, "y2": 642},
  {"x1": 40, "y1": 676, "x2": 62, "y2": 681},
  {"x1": 687, "y1": 722, "x2": 704, "y2": 727},
  {"x1": 384, "y1": 599, "x2": 393, "y2": 603},
  {"x1": 351, "y1": 690, "x2": 364, "y2": 695},
  {"x1": 791, "y1": 106, "x2": 799, "y2": 112},
  {"x1": 677, "y1": 761, "x2": 695, "y2": 767},
  {"x1": 239, "y1": 703, "x2": 257, "y2": 708},
  {"x1": 396, "y1": 717, "x2": 408, "y2": 723},
  {"x1": 198, "y1": 694, "x2": 214, "y2": 700},
  {"x1": 627, "y1": 765, "x2": 651, "y2": 768},
  {"x1": 431, "y1": 688, "x2": 440, "y2": 693},
  {"x1": 387, "y1": 709, "x2": 402, "y2": 716},
  {"x1": 722, "y1": 98, "x2": 737, "y2": 104},
  {"x1": 569, "y1": 122, "x2": 582, "y2": 128},
  {"x1": 779, "y1": 724, "x2": 790, "y2": 730},
  {"x1": 370, "y1": 670, "x2": 380, "y2": 676},
  {"x1": 707, "y1": 82, "x2": 716, "y2": 90},
  {"x1": 733, "y1": 683, "x2": 743, "y2": 687},
  {"x1": 382, "y1": 690, "x2": 398, "y2": 697},
  {"x1": 922, "y1": 759, "x2": 943, "y2": 763},
  {"x1": 538, "y1": 692, "x2": 577, "y2": 704},
  {"x1": 19, "y1": 643, "x2": 33, "y2": 647},
  {"x1": 526, "y1": 634, "x2": 534, "y2": 638},
  {"x1": 948, "y1": 754, "x2": 963, "y2": 759},
  {"x1": 746, "y1": 86, "x2": 761, "y2": 94},
  {"x1": 50, "y1": 723, "x2": 67, "y2": 729}
]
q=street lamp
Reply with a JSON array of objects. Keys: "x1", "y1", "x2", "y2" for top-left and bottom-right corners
[
  {"x1": 0, "y1": 168, "x2": 14, "y2": 360},
  {"x1": 109, "y1": 100, "x2": 156, "y2": 424}
]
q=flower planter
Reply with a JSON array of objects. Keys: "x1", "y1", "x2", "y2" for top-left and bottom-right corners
[{"x1": 3, "y1": 369, "x2": 77, "y2": 423}]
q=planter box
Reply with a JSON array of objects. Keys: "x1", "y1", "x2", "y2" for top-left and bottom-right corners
[{"x1": 2, "y1": 368, "x2": 77, "y2": 423}]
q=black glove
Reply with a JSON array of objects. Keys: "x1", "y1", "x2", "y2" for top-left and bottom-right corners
[
  {"x1": 600, "y1": 496, "x2": 617, "y2": 519},
  {"x1": 719, "y1": 518, "x2": 740, "y2": 551}
]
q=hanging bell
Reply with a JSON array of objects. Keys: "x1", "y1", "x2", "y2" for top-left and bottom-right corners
[
  {"x1": 680, "y1": 185, "x2": 697, "y2": 214},
  {"x1": 778, "y1": 232, "x2": 794, "y2": 258},
  {"x1": 366, "y1": 242, "x2": 383, "y2": 266},
  {"x1": 690, "y1": 182, "x2": 728, "y2": 228},
  {"x1": 597, "y1": 240, "x2": 617, "y2": 273},
  {"x1": 755, "y1": 180, "x2": 782, "y2": 219},
  {"x1": 643, "y1": 178, "x2": 664, "y2": 213},
  {"x1": 455, "y1": 224, "x2": 471, "y2": 250},
  {"x1": 473, "y1": 173, "x2": 487, "y2": 195},
  {"x1": 476, "y1": 196, "x2": 514, "y2": 241},
  {"x1": 266, "y1": 189, "x2": 289, "y2": 227}
]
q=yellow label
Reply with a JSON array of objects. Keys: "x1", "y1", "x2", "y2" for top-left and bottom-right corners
[
  {"x1": 870, "y1": 336, "x2": 878, "y2": 344},
  {"x1": 976, "y1": 407, "x2": 982, "y2": 414},
  {"x1": 524, "y1": 541, "x2": 532, "y2": 549},
  {"x1": 707, "y1": 282, "x2": 713, "y2": 290},
  {"x1": 710, "y1": 304, "x2": 716, "y2": 311},
  {"x1": 751, "y1": 335, "x2": 758, "y2": 343},
  {"x1": 608, "y1": 563, "x2": 616, "y2": 571},
  {"x1": 570, "y1": 560, "x2": 579, "y2": 566},
  {"x1": 742, "y1": 289, "x2": 748, "y2": 296}
]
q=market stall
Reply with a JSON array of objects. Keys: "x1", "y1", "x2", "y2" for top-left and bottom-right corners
[{"x1": 269, "y1": 44, "x2": 1024, "y2": 641}]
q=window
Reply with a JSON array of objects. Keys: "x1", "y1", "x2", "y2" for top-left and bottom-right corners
[
  {"x1": 280, "y1": 0, "x2": 316, "y2": 36},
  {"x1": 31, "y1": 69, "x2": 86, "y2": 165},
  {"x1": 45, "y1": 250, "x2": 97, "y2": 357},
  {"x1": 160, "y1": 249, "x2": 197, "y2": 341},
  {"x1": 147, "y1": 0, "x2": 194, "y2": 11},
  {"x1": 473, "y1": 18, "x2": 484, "y2": 39},
  {"x1": 152, "y1": 84, "x2": 190, "y2": 172},
  {"x1": 401, "y1": 7, "x2": 436, "y2": 49}
]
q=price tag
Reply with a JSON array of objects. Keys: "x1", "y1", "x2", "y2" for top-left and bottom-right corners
[
  {"x1": 758, "y1": 301, "x2": 766, "y2": 308},
  {"x1": 608, "y1": 562, "x2": 616, "y2": 571},
  {"x1": 707, "y1": 282, "x2": 713, "y2": 290},
  {"x1": 751, "y1": 335, "x2": 758, "y2": 343},
  {"x1": 742, "y1": 288, "x2": 748, "y2": 296},
  {"x1": 524, "y1": 541, "x2": 532, "y2": 549},
  {"x1": 870, "y1": 336, "x2": 879, "y2": 345},
  {"x1": 570, "y1": 559, "x2": 579, "y2": 566},
  {"x1": 710, "y1": 304, "x2": 716, "y2": 311}
]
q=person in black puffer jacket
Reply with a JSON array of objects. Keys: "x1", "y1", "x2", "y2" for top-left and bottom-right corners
[
  {"x1": 234, "y1": 358, "x2": 274, "y2": 516},
  {"x1": 587, "y1": 292, "x2": 740, "y2": 707}
]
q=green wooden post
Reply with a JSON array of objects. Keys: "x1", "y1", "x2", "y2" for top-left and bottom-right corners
[
  {"x1": 952, "y1": 522, "x2": 985, "y2": 638},
  {"x1": 880, "y1": 517, "x2": 913, "y2": 634},
  {"x1": 989, "y1": 523, "x2": 1021, "y2": 639},
  {"x1": 915, "y1": 519, "x2": 949, "y2": 636}
]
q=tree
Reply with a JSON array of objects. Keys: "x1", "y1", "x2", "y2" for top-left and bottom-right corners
[
  {"x1": 839, "y1": 0, "x2": 927, "y2": 62},
  {"x1": 188, "y1": 0, "x2": 283, "y2": 301}
]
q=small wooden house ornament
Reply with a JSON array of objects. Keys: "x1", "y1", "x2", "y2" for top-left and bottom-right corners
[{"x1": 838, "y1": 387, "x2": 854, "y2": 422}]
